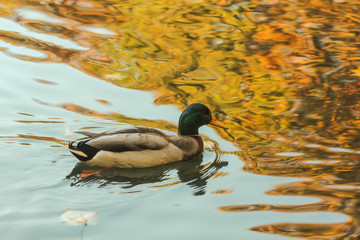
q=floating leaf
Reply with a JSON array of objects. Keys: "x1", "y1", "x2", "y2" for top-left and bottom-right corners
[{"x1": 61, "y1": 209, "x2": 98, "y2": 226}]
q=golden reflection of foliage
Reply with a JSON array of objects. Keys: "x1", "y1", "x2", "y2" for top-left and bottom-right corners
[
  {"x1": 252, "y1": 222, "x2": 351, "y2": 240},
  {"x1": 0, "y1": 134, "x2": 67, "y2": 145},
  {"x1": 1, "y1": 0, "x2": 357, "y2": 149},
  {"x1": 243, "y1": 0, "x2": 360, "y2": 148},
  {"x1": 0, "y1": 0, "x2": 358, "y2": 146},
  {"x1": 0, "y1": 0, "x2": 292, "y2": 141},
  {"x1": 218, "y1": 147, "x2": 360, "y2": 239},
  {"x1": 61, "y1": 103, "x2": 107, "y2": 118}
]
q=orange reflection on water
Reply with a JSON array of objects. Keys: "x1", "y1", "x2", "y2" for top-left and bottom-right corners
[
  {"x1": 218, "y1": 148, "x2": 360, "y2": 238},
  {"x1": 0, "y1": 134, "x2": 67, "y2": 146},
  {"x1": 252, "y1": 222, "x2": 352, "y2": 240},
  {"x1": 61, "y1": 103, "x2": 107, "y2": 118}
]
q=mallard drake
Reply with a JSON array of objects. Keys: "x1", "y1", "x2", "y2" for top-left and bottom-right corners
[{"x1": 68, "y1": 103, "x2": 226, "y2": 168}]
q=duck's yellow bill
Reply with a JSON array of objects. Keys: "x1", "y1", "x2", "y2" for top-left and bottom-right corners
[{"x1": 210, "y1": 116, "x2": 227, "y2": 129}]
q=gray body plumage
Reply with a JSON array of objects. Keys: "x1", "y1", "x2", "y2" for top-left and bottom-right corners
[{"x1": 69, "y1": 126, "x2": 204, "y2": 168}]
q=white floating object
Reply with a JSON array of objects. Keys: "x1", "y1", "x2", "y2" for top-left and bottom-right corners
[
  {"x1": 275, "y1": 152, "x2": 304, "y2": 157},
  {"x1": 61, "y1": 209, "x2": 98, "y2": 226}
]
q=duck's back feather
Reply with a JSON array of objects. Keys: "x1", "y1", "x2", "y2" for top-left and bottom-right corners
[
  {"x1": 86, "y1": 132, "x2": 169, "y2": 152},
  {"x1": 75, "y1": 126, "x2": 166, "y2": 139}
]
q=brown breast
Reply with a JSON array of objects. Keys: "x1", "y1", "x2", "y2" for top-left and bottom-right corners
[{"x1": 167, "y1": 135, "x2": 203, "y2": 160}]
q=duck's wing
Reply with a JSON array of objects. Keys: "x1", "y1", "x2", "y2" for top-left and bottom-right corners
[
  {"x1": 75, "y1": 126, "x2": 167, "y2": 139},
  {"x1": 85, "y1": 132, "x2": 170, "y2": 152}
]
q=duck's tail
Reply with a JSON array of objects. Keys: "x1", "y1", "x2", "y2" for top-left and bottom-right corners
[
  {"x1": 68, "y1": 141, "x2": 99, "y2": 162},
  {"x1": 68, "y1": 144, "x2": 88, "y2": 158}
]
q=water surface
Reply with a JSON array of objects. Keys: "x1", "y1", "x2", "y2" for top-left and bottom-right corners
[{"x1": 0, "y1": 0, "x2": 359, "y2": 239}]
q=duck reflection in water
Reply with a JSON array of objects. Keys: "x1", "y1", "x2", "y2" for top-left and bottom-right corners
[{"x1": 66, "y1": 153, "x2": 228, "y2": 196}]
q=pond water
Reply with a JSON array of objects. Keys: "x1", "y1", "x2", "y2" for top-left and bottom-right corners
[{"x1": 0, "y1": 1, "x2": 359, "y2": 239}]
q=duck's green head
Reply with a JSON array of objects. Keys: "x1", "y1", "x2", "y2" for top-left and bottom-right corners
[{"x1": 178, "y1": 103, "x2": 227, "y2": 136}]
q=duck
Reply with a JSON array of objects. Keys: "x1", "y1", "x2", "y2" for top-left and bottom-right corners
[{"x1": 68, "y1": 103, "x2": 226, "y2": 168}]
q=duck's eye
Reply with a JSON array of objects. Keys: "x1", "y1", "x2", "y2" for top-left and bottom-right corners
[{"x1": 202, "y1": 109, "x2": 209, "y2": 115}]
